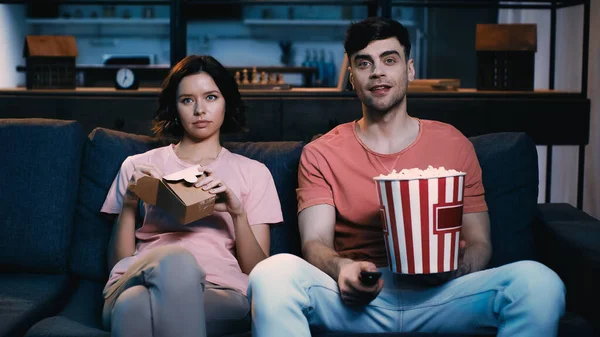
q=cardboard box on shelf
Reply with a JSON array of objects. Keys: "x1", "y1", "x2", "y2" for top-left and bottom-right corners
[{"x1": 129, "y1": 165, "x2": 216, "y2": 225}]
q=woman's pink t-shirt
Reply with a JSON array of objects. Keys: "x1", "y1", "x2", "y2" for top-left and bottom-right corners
[{"x1": 101, "y1": 145, "x2": 283, "y2": 295}]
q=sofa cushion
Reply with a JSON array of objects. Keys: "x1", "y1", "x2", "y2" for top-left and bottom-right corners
[
  {"x1": 69, "y1": 128, "x2": 164, "y2": 281},
  {"x1": 469, "y1": 132, "x2": 539, "y2": 268},
  {"x1": 224, "y1": 141, "x2": 304, "y2": 256},
  {"x1": 25, "y1": 280, "x2": 109, "y2": 337},
  {"x1": 0, "y1": 273, "x2": 72, "y2": 337},
  {"x1": 0, "y1": 119, "x2": 84, "y2": 273}
]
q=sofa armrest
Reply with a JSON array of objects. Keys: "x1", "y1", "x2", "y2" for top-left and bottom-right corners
[{"x1": 534, "y1": 203, "x2": 600, "y2": 328}]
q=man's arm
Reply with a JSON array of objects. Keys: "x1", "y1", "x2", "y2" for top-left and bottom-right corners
[
  {"x1": 299, "y1": 204, "x2": 383, "y2": 305},
  {"x1": 299, "y1": 204, "x2": 350, "y2": 279},
  {"x1": 455, "y1": 211, "x2": 492, "y2": 277}
]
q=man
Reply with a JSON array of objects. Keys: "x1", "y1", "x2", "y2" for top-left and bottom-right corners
[{"x1": 248, "y1": 17, "x2": 565, "y2": 337}]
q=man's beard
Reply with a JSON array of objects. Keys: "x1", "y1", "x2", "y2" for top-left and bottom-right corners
[{"x1": 362, "y1": 89, "x2": 406, "y2": 117}]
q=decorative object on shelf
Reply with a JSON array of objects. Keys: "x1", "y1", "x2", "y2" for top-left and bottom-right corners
[
  {"x1": 279, "y1": 40, "x2": 293, "y2": 66},
  {"x1": 233, "y1": 68, "x2": 291, "y2": 90},
  {"x1": 142, "y1": 7, "x2": 155, "y2": 19},
  {"x1": 260, "y1": 71, "x2": 267, "y2": 84},
  {"x1": 242, "y1": 69, "x2": 249, "y2": 84},
  {"x1": 475, "y1": 24, "x2": 537, "y2": 91},
  {"x1": 103, "y1": 5, "x2": 116, "y2": 18},
  {"x1": 114, "y1": 68, "x2": 139, "y2": 90},
  {"x1": 22, "y1": 35, "x2": 78, "y2": 90},
  {"x1": 252, "y1": 67, "x2": 259, "y2": 84},
  {"x1": 90, "y1": 11, "x2": 98, "y2": 18},
  {"x1": 123, "y1": 9, "x2": 131, "y2": 19}
]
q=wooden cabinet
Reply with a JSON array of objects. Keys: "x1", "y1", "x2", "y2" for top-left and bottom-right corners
[{"x1": 0, "y1": 89, "x2": 589, "y2": 146}]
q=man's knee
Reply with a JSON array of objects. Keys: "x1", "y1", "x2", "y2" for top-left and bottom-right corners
[
  {"x1": 507, "y1": 260, "x2": 566, "y2": 314},
  {"x1": 248, "y1": 253, "x2": 305, "y2": 295}
]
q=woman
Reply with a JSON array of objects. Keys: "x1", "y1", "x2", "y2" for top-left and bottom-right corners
[{"x1": 101, "y1": 55, "x2": 282, "y2": 337}]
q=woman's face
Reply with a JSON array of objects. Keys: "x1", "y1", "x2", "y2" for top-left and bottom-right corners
[{"x1": 176, "y1": 72, "x2": 226, "y2": 142}]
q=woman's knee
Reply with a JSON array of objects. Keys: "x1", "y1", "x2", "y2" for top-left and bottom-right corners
[
  {"x1": 146, "y1": 246, "x2": 206, "y2": 291},
  {"x1": 111, "y1": 286, "x2": 151, "y2": 328},
  {"x1": 153, "y1": 246, "x2": 205, "y2": 280}
]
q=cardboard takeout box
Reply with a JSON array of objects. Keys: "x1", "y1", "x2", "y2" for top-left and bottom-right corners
[{"x1": 129, "y1": 165, "x2": 216, "y2": 224}]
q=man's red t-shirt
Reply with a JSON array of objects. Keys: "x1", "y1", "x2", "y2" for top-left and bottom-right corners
[{"x1": 297, "y1": 119, "x2": 488, "y2": 267}]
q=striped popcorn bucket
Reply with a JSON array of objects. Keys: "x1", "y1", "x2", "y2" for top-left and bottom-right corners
[{"x1": 374, "y1": 173, "x2": 466, "y2": 274}]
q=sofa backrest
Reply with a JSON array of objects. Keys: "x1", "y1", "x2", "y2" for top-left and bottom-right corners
[
  {"x1": 70, "y1": 127, "x2": 304, "y2": 282},
  {"x1": 469, "y1": 132, "x2": 539, "y2": 268},
  {"x1": 69, "y1": 126, "x2": 538, "y2": 281},
  {"x1": 69, "y1": 128, "x2": 164, "y2": 281},
  {"x1": 0, "y1": 118, "x2": 84, "y2": 273},
  {"x1": 224, "y1": 142, "x2": 304, "y2": 256}
]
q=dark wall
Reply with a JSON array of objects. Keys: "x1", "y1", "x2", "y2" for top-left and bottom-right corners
[
  {"x1": 426, "y1": 7, "x2": 498, "y2": 88},
  {"x1": 0, "y1": 92, "x2": 590, "y2": 146}
]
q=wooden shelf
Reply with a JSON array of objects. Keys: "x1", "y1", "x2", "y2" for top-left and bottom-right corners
[
  {"x1": 0, "y1": 87, "x2": 585, "y2": 99},
  {"x1": 242, "y1": 18, "x2": 416, "y2": 26},
  {"x1": 26, "y1": 18, "x2": 169, "y2": 25}
]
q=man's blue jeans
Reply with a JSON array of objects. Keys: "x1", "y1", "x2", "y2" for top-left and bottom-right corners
[{"x1": 248, "y1": 254, "x2": 565, "y2": 337}]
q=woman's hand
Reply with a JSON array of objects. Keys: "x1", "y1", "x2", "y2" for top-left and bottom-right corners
[
  {"x1": 126, "y1": 164, "x2": 164, "y2": 204},
  {"x1": 194, "y1": 167, "x2": 244, "y2": 217}
]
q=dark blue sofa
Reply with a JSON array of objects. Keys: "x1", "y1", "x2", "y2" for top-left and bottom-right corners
[{"x1": 0, "y1": 118, "x2": 598, "y2": 337}]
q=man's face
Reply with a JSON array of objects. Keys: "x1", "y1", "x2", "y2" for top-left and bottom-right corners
[{"x1": 349, "y1": 37, "x2": 415, "y2": 114}]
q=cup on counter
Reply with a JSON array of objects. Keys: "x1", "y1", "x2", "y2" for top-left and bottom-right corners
[{"x1": 374, "y1": 168, "x2": 466, "y2": 274}]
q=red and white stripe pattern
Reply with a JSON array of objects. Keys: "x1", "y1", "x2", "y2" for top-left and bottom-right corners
[{"x1": 376, "y1": 175, "x2": 465, "y2": 274}]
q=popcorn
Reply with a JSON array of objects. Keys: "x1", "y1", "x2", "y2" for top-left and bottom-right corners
[
  {"x1": 376, "y1": 165, "x2": 465, "y2": 180},
  {"x1": 374, "y1": 165, "x2": 467, "y2": 274}
]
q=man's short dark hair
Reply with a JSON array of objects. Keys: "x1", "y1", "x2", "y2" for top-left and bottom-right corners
[{"x1": 344, "y1": 17, "x2": 412, "y2": 61}]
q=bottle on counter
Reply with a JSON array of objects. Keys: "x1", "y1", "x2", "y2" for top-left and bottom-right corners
[
  {"x1": 318, "y1": 49, "x2": 327, "y2": 86},
  {"x1": 301, "y1": 49, "x2": 311, "y2": 68},
  {"x1": 311, "y1": 49, "x2": 320, "y2": 86},
  {"x1": 327, "y1": 50, "x2": 337, "y2": 87}
]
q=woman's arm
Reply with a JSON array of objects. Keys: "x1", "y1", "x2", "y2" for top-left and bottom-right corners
[
  {"x1": 195, "y1": 167, "x2": 271, "y2": 275},
  {"x1": 232, "y1": 214, "x2": 270, "y2": 274},
  {"x1": 106, "y1": 192, "x2": 138, "y2": 271},
  {"x1": 105, "y1": 163, "x2": 163, "y2": 272}
]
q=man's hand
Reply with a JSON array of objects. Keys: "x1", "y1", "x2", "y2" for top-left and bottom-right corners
[
  {"x1": 338, "y1": 261, "x2": 384, "y2": 306},
  {"x1": 453, "y1": 240, "x2": 471, "y2": 278}
]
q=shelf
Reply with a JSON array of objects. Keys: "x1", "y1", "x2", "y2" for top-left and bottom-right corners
[
  {"x1": 389, "y1": 0, "x2": 586, "y2": 9},
  {"x1": 26, "y1": 18, "x2": 169, "y2": 25},
  {"x1": 243, "y1": 18, "x2": 416, "y2": 26},
  {"x1": 186, "y1": 0, "x2": 373, "y2": 4},
  {"x1": 0, "y1": 87, "x2": 585, "y2": 99}
]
